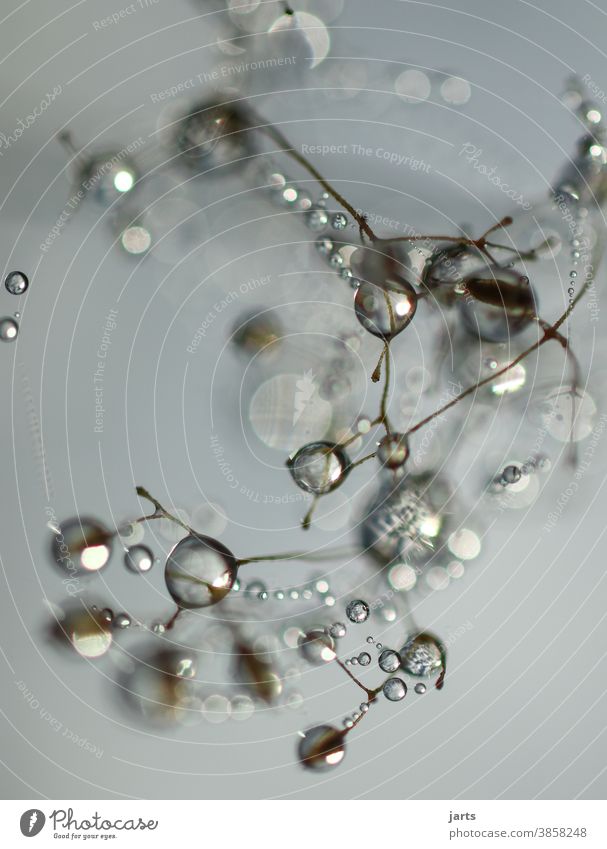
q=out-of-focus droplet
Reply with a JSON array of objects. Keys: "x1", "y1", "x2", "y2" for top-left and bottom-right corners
[
  {"x1": 173, "y1": 100, "x2": 256, "y2": 172},
  {"x1": 395, "y1": 69, "x2": 431, "y2": 103},
  {"x1": 232, "y1": 311, "x2": 282, "y2": 356},
  {"x1": 541, "y1": 388, "x2": 597, "y2": 442},
  {"x1": 440, "y1": 76, "x2": 471, "y2": 105},
  {"x1": 120, "y1": 226, "x2": 151, "y2": 254},
  {"x1": 237, "y1": 642, "x2": 283, "y2": 703},
  {"x1": 51, "y1": 517, "x2": 113, "y2": 574},
  {"x1": 56, "y1": 607, "x2": 113, "y2": 659},
  {"x1": 118, "y1": 522, "x2": 145, "y2": 546},
  {"x1": 447, "y1": 528, "x2": 481, "y2": 561},
  {"x1": 0, "y1": 316, "x2": 19, "y2": 342},
  {"x1": 124, "y1": 544, "x2": 155, "y2": 573},
  {"x1": 328, "y1": 622, "x2": 347, "y2": 639},
  {"x1": 298, "y1": 629, "x2": 336, "y2": 664},
  {"x1": 79, "y1": 152, "x2": 138, "y2": 204},
  {"x1": 114, "y1": 613, "x2": 131, "y2": 629}
]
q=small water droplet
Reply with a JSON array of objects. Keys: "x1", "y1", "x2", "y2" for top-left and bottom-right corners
[
  {"x1": 358, "y1": 652, "x2": 371, "y2": 666},
  {"x1": 328, "y1": 622, "x2": 347, "y2": 639},
  {"x1": 114, "y1": 613, "x2": 131, "y2": 629},
  {"x1": 0, "y1": 316, "x2": 19, "y2": 342},
  {"x1": 383, "y1": 677, "x2": 407, "y2": 701},
  {"x1": 346, "y1": 599, "x2": 370, "y2": 623},
  {"x1": 124, "y1": 544, "x2": 155, "y2": 573}
]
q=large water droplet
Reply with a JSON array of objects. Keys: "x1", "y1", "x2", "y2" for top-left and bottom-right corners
[
  {"x1": 287, "y1": 441, "x2": 350, "y2": 495},
  {"x1": 353, "y1": 248, "x2": 417, "y2": 339},
  {"x1": 298, "y1": 724, "x2": 346, "y2": 770},
  {"x1": 378, "y1": 648, "x2": 401, "y2": 673},
  {"x1": 165, "y1": 534, "x2": 238, "y2": 608},
  {"x1": 400, "y1": 632, "x2": 444, "y2": 680},
  {"x1": 51, "y1": 517, "x2": 113, "y2": 574},
  {"x1": 298, "y1": 629, "x2": 336, "y2": 664}
]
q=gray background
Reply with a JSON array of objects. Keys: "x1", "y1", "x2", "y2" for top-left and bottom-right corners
[{"x1": 1, "y1": 0, "x2": 606, "y2": 799}]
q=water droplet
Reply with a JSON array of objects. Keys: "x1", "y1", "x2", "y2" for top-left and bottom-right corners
[
  {"x1": 395, "y1": 69, "x2": 431, "y2": 103},
  {"x1": 57, "y1": 608, "x2": 113, "y2": 658},
  {"x1": 360, "y1": 702, "x2": 369, "y2": 713},
  {"x1": 287, "y1": 441, "x2": 350, "y2": 495},
  {"x1": 121, "y1": 226, "x2": 151, "y2": 254},
  {"x1": 232, "y1": 311, "x2": 282, "y2": 356},
  {"x1": 331, "y1": 212, "x2": 348, "y2": 230},
  {"x1": 346, "y1": 599, "x2": 370, "y2": 623},
  {"x1": 4, "y1": 271, "x2": 29, "y2": 295},
  {"x1": 174, "y1": 99, "x2": 255, "y2": 172},
  {"x1": 164, "y1": 534, "x2": 238, "y2": 608},
  {"x1": 414, "y1": 683, "x2": 426, "y2": 694},
  {"x1": 306, "y1": 206, "x2": 329, "y2": 232},
  {"x1": 358, "y1": 652, "x2": 371, "y2": 666},
  {"x1": 458, "y1": 267, "x2": 536, "y2": 343},
  {"x1": 377, "y1": 433, "x2": 410, "y2": 469},
  {"x1": 401, "y1": 633, "x2": 444, "y2": 679},
  {"x1": 383, "y1": 677, "x2": 407, "y2": 701},
  {"x1": 366, "y1": 636, "x2": 375, "y2": 644},
  {"x1": 0, "y1": 316, "x2": 19, "y2": 342},
  {"x1": 117, "y1": 522, "x2": 145, "y2": 546},
  {"x1": 352, "y1": 248, "x2": 418, "y2": 340},
  {"x1": 124, "y1": 544, "x2": 155, "y2": 573},
  {"x1": 114, "y1": 612, "x2": 131, "y2": 629},
  {"x1": 440, "y1": 76, "x2": 471, "y2": 105},
  {"x1": 328, "y1": 622, "x2": 347, "y2": 639},
  {"x1": 502, "y1": 464, "x2": 521, "y2": 484},
  {"x1": 298, "y1": 725, "x2": 346, "y2": 770},
  {"x1": 316, "y1": 236, "x2": 334, "y2": 256},
  {"x1": 51, "y1": 516, "x2": 113, "y2": 574},
  {"x1": 378, "y1": 648, "x2": 401, "y2": 673},
  {"x1": 80, "y1": 153, "x2": 138, "y2": 203},
  {"x1": 231, "y1": 695, "x2": 255, "y2": 721},
  {"x1": 298, "y1": 629, "x2": 336, "y2": 664},
  {"x1": 376, "y1": 642, "x2": 383, "y2": 651}
]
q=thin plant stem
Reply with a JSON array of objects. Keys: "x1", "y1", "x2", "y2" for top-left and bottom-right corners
[
  {"x1": 252, "y1": 116, "x2": 377, "y2": 242},
  {"x1": 403, "y1": 236, "x2": 605, "y2": 440}
]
